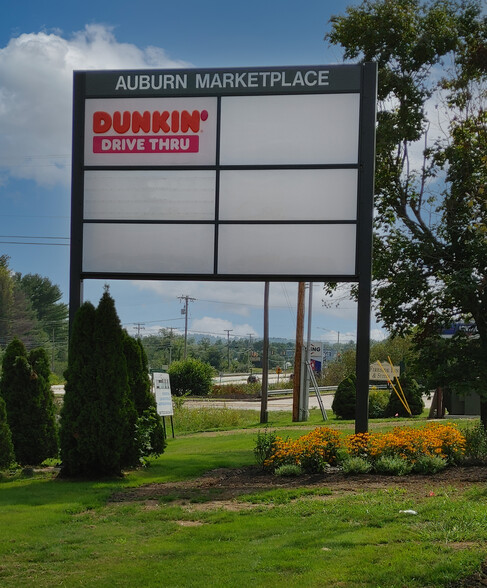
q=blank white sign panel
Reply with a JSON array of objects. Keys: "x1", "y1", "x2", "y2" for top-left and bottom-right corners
[
  {"x1": 217, "y1": 224, "x2": 356, "y2": 275},
  {"x1": 83, "y1": 224, "x2": 215, "y2": 274},
  {"x1": 219, "y1": 169, "x2": 358, "y2": 221},
  {"x1": 84, "y1": 170, "x2": 216, "y2": 220},
  {"x1": 219, "y1": 94, "x2": 360, "y2": 165}
]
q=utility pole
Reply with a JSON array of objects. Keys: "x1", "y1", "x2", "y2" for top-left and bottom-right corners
[
  {"x1": 133, "y1": 323, "x2": 145, "y2": 338},
  {"x1": 224, "y1": 329, "x2": 233, "y2": 370},
  {"x1": 247, "y1": 333, "x2": 253, "y2": 373},
  {"x1": 178, "y1": 295, "x2": 196, "y2": 359}
]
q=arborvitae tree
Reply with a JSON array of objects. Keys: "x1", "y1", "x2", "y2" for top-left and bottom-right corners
[
  {"x1": 384, "y1": 373, "x2": 425, "y2": 418},
  {"x1": 0, "y1": 338, "x2": 57, "y2": 465},
  {"x1": 123, "y1": 332, "x2": 154, "y2": 415},
  {"x1": 94, "y1": 291, "x2": 138, "y2": 472},
  {"x1": 331, "y1": 373, "x2": 357, "y2": 420},
  {"x1": 60, "y1": 302, "x2": 97, "y2": 477},
  {"x1": 28, "y1": 347, "x2": 58, "y2": 460},
  {"x1": 123, "y1": 332, "x2": 166, "y2": 457},
  {"x1": 0, "y1": 396, "x2": 15, "y2": 469}
]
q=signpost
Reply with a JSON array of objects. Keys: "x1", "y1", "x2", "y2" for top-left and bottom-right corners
[{"x1": 70, "y1": 63, "x2": 377, "y2": 433}]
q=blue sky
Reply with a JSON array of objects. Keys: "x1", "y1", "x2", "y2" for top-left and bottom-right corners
[{"x1": 0, "y1": 0, "x2": 384, "y2": 344}]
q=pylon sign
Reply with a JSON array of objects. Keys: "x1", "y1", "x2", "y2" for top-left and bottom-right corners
[
  {"x1": 70, "y1": 64, "x2": 376, "y2": 292},
  {"x1": 70, "y1": 64, "x2": 377, "y2": 433}
]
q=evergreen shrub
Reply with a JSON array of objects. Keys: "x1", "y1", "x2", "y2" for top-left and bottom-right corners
[
  {"x1": 332, "y1": 373, "x2": 356, "y2": 419},
  {"x1": 0, "y1": 338, "x2": 58, "y2": 465},
  {"x1": 384, "y1": 373, "x2": 424, "y2": 417},
  {"x1": 0, "y1": 396, "x2": 15, "y2": 469}
]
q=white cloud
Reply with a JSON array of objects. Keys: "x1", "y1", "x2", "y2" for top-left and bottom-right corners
[
  {"x1": 0, "y1": 25, "x2": 190, "y2": 186},
  {"x1": 190, "y1": 316, "x2": 258, "y2": 339}
]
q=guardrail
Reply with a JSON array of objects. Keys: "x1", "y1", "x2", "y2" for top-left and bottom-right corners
[{"x1": 267, "y1": 384, "x2": 390, "y2": 396}]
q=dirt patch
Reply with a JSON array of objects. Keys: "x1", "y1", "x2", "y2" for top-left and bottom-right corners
[{"x1": 110, "y1": 464, "x2": 487, "y2": 504}]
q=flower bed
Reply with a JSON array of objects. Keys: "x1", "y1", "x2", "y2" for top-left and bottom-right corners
[{"x1": 259, "y1": 423, "x2": 467, "y2": 475}]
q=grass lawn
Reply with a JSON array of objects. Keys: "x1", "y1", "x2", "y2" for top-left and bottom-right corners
[{"x1": 1, "y1": 416, "x2": 486, "y2": 587}]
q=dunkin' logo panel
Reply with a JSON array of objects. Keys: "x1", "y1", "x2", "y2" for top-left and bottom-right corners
[{"x1": 84, "y1": 97, "x2": 218, "y2": 166}]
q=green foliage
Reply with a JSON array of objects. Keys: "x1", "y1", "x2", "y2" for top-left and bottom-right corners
[
  {"x1": 331, "y1": 373, "x2": 356, "y2": 419},
  {"x1": 59, "y1": 302, "x2": 97, "y2": 476},
  {"x1": 123, "y1": 332, "x2": 165, "y2": 458},
  {"x1": 327, "y1": 0, "x2": 487, "y2": 420},
  {"x1": 374, "y1": 455, "x2": 413, "y2": 476},
  {"x1": 61, "y1": 291, "x2": 142, "y2": 477},
  {"x1": 384, "y1": 373, "x2": 425, "y2": 417},
  {"x1": 368, "y1": 387, "x2": 389, "y2": 418},
  {"x1": 461, "y1": 422, "x2": 487, "y2": 464},
  {"x1": 135, "y1": 407, "x2": 167, "y2": 463},
  {"x1": 0, "y1": 338, "x2": 58, "y2": 465},
  {"x1": 168, "y1": 358, "x2": 215, "y2": 396},
  {"x1": 254, "y1": 428, "x2": 278, "y2": 469},
  {"x1": 341, "y1": 456, "x2": 373, "y2": 474},
  {"x1": 412, "y1": 454, "x2": 447, "y2": 474},
  {"x1": 274, "y1": 464, "x2": 304, "y2": 477},
  {"x1": 174, "y1": 405, "x2": 256, "y2": 434},
  {"x1": 0, "y1": 396, "x2": 15, "y2": 469}
]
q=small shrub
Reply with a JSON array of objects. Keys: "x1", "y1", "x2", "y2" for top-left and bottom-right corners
[
  {"x1": 262, "y1": 427, "x2": 341, "y2": 474},
  {"x1": 374, "y1": 455, "x2": 412, "y2": 476},
  {"x1": 341, "y1": 456, "x2": 372, "y2": 474},
  {"x1": 332, "y1": 373, "x2": 356, "y2": 419},
  {"x1": 384, "y1": 373, "x2": 425, "y2": 417},
  {"x1": 368, "y1": 388, "x2": 389, "y2": 419},
  {"x1": 274, "y1": 464, "x2": 303, "y2": 477},
  {"x1": 413, "y1": 454, "x2": 447, "y2": 474},
  {"x1": 211, "y1": 382, "x2": 260, "y2": 399},
  {"x1": 254, "y1": 429, "x2": 278, "y2": 469},
  {"x1": 462, "y1": 422, "x2": 487, "y2": 464}
]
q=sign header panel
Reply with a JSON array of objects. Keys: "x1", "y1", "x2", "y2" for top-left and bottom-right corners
[{"x1": 83, "y1": 65, "x2": 362, "y2": 97}]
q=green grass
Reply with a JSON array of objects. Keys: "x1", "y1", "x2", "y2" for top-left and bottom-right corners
[{"x1": 1, "y1": 418, "x2": 486, "y2": 587}]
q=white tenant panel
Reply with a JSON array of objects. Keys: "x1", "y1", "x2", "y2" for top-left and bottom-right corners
[
  {"x1": 219, "y1": 94, "x2": 360, "y2": 165},
  {"x1": 82, "y1": 223, "x2": 214, "y2": 274},
  {"x1": 217, "y1": 224, "x2": 356, "y2": 275},
  {"x1": 84, "y1": 97, "x2": 218, "y2": 166},
  {"x1": 219, "y1": 169, "x2": 357, "y2": 221},
  {"x1": 84, "y1": 170, "x2": 216, "y2": 220}
]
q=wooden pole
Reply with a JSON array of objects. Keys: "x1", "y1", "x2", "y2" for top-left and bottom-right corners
[{"x1": 293, "y1": 282, "x2": 306, "y2": 422}]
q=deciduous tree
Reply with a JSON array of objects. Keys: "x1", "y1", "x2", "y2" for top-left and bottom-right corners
[{"x1": 326, "y1": 0, "x2": 487, "y2": 424}]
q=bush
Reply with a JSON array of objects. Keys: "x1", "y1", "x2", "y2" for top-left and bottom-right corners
[
  {"x1": 412, "y1": 454, "x2": 447, "y2": 474},
  {"x1": 275, "y1": 464, "x2": 303, "y2": 477},
  {"x1": 368, "y1": 387, "x2": 389, "y2": 418},
  {"x1": 374, "y1": 455, "x2": 412, "y2": 476},
  {"x1": 341, "y1": 456, "x2": 372, "y2": 475},
  {"x1": 261, "y1": 427, "x2": 341, "y2": 474},
  {"x1": 254, "y1": 429, "x2": 278, "y2": 469},
  {"x1": 332, "y1": 373, "x2": 356, "y2": 419},
  {"x1": 211, "y1": 382, "x2": 260, "y2": 399},
  {"x1": 0, "y1": 396, "x2": 15, "y2": 469},
  {"x1": 0, "y1": 339, "x2": 58, "y2": 465},
  {"x1": 384, "y1": 373, "x2": 425, "y2": 417},
  {"x1": 461, "y1": 422, "x2": 487, "y2": 464},
  {"x1": 168, "y1": 358, "x2": 215, "y2": 397}
]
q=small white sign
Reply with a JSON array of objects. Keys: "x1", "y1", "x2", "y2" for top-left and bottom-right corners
[{"x1": 153, "y1": 372, "x2": 173, "y2": 416}]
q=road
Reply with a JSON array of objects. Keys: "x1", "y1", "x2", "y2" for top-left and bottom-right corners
[{"x1": 186, "y1": 392, "x2": 435, "y2": 413}]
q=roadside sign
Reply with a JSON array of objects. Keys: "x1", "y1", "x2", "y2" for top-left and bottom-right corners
[
  {"x1": 152, "y1": 372, "x2": 173, "y2": 416},
  {"x1": 369, "y1": 362, "x2": 400, "y2": 382}
]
